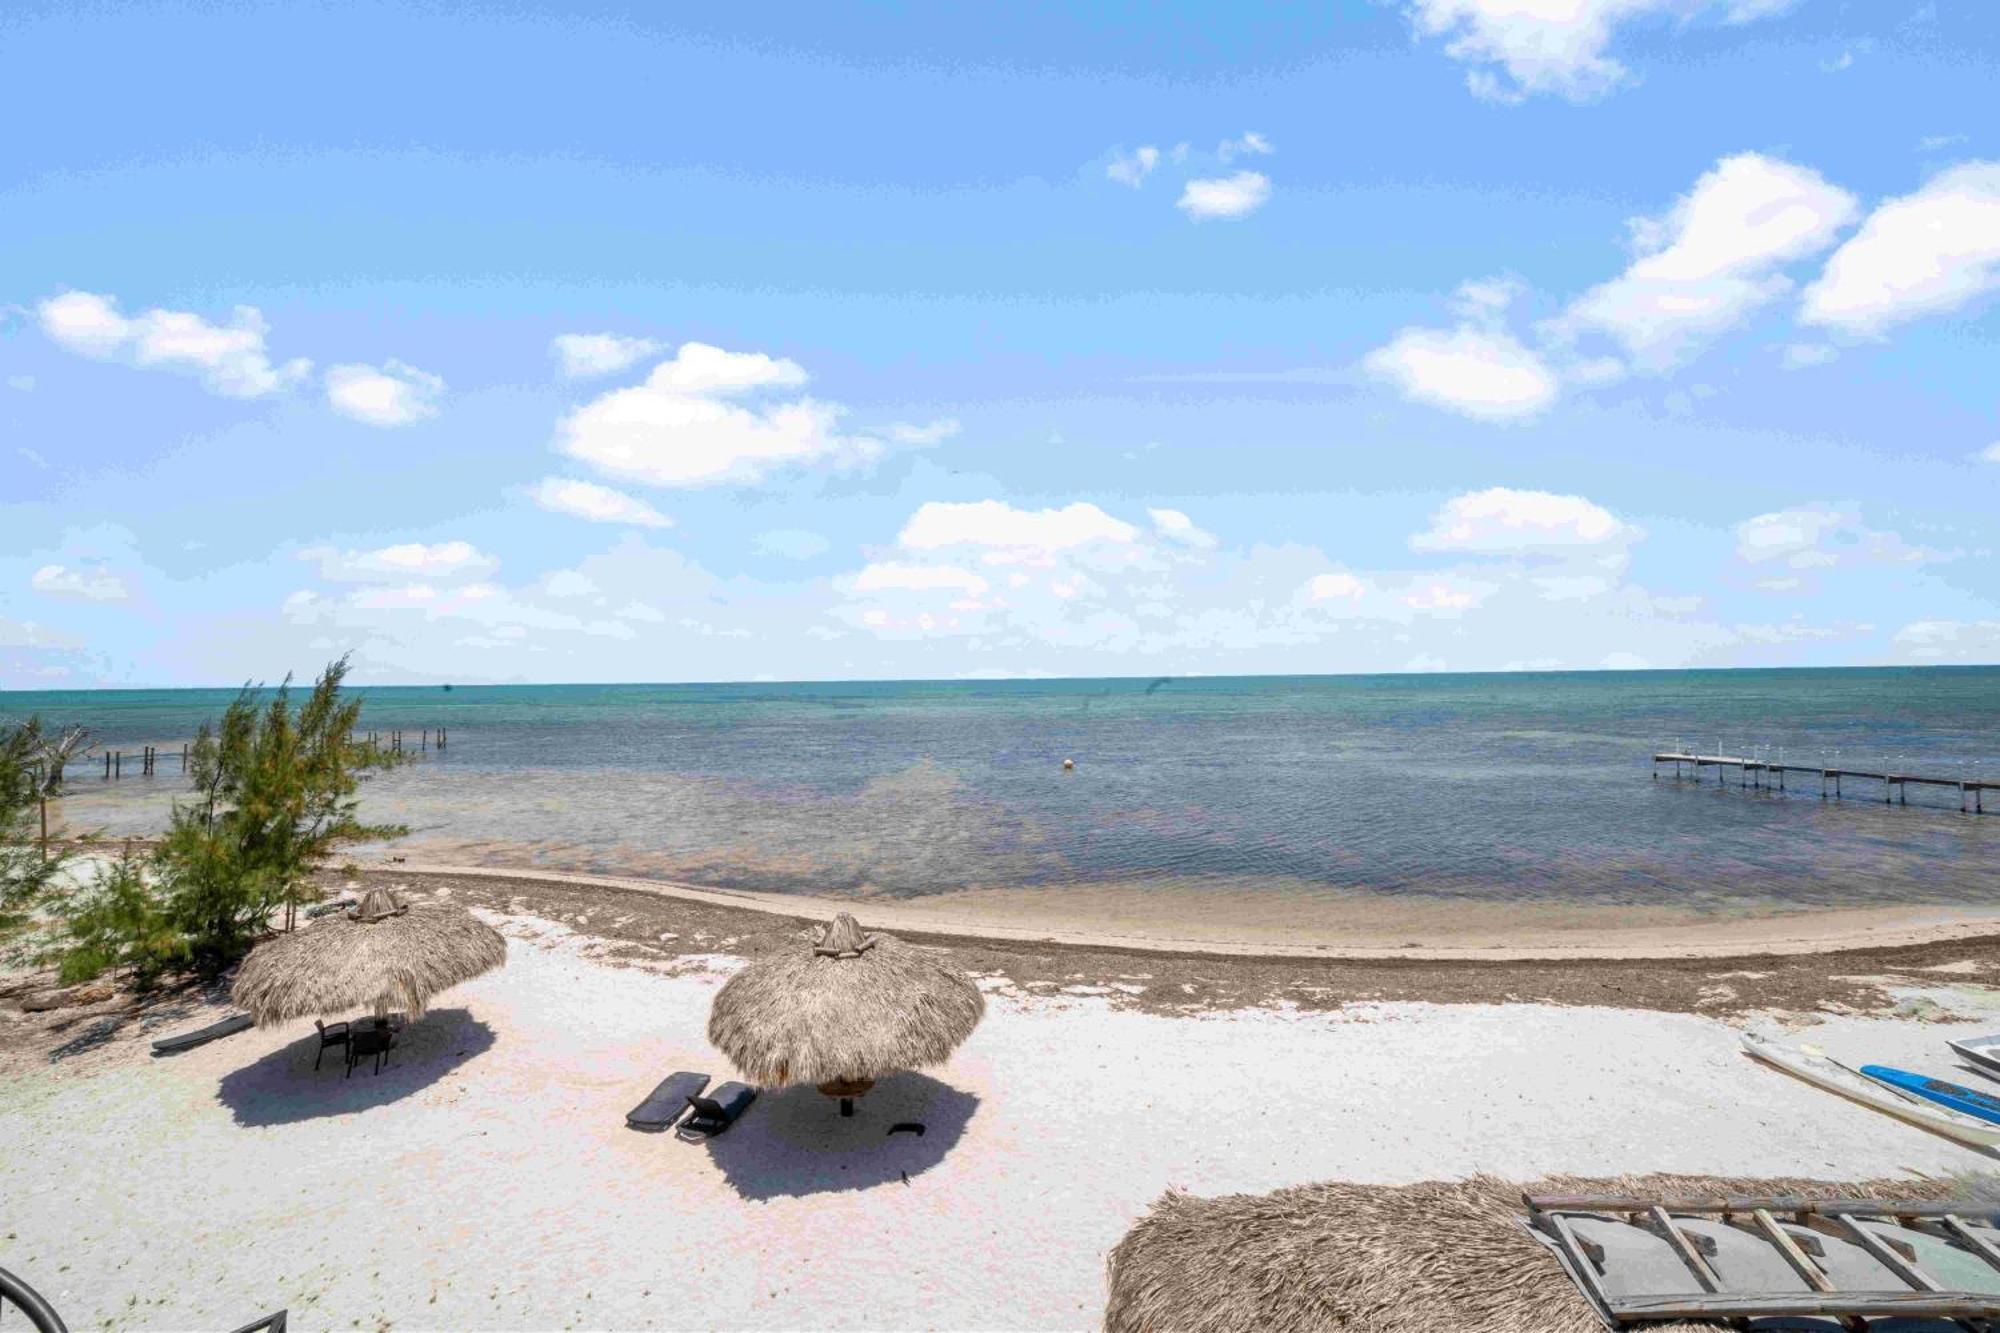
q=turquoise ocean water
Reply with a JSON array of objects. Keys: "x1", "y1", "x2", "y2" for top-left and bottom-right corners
[{"x1": 4, "y1": 669, "x2": 1997, "y2": 914}]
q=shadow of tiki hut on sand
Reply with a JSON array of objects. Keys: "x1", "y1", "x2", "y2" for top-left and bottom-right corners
[
  {"x1": 706, "y1": 912, "x2": 984, "y2": 1117},
  {"x1": 231, "y1": 887, "x2": 507, "y2": 1040}
]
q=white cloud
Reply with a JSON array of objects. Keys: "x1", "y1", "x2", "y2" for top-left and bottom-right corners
[
  {"x1": 1734, "y1": 505, "x2": 1945, "y2": 574},
  {"x1": 897, "y1": 500, "x2": 1139, "y2": 564},
  {"x1": 1412, "y1": 488, "x2": 1629, "y2": 554},
  {"x1": 1148, "y1": 508, "x2": 1218, "y2": 549},
  {"x1": 1363, "y1": 326, "x2": 1558, "y2": 421},
  {"x1": 886, "y1": 418, "x2": 962, "y2": 446},
  {"x1": 36, "y1": 291, "x2": 312, "y2": 397},
  {"x1": 851, "y1": 562, "x2": 990, "y2": 596},
  {"x1": 1976, "y1": 442, "x2": 2000, "y2": 464},
  {"x1": 529, "y1": 477, "x2": 672, "y2": 529},
  {"x1": 1306, "y1": 572, "x2": 1368, "y2": 601},
  {"x1": 1893, "y1": 619, "x2": 2000, "y2": 663},
  {"x1": 325, "y1": 359, "x2": 445, "y2": 426},
  {"x1": 1558, "y1": 154, "x2": 1858, "y2": 370},
  {"x1": 1402, "y1": 579, "x2": 1489, "y2": 613},
  {"x1": 1106, "y1": 146, "x2": 1160, "y2": 187},
  {"x1": 1800, "y1": 162, "x2": 2000, "y2": 336},
  {"x1": 648, "y1": 342, "x2": 808, "y2": 395},
  {"x1": 30, "y1": 563, "x2": 130, "y2": 602},
  {"x1": 1217, "y1": 131, "x2": 1274, "y2": 162},
  {"x1": 551, "y1": 332, "x2": 663, "y2": 379},
  {"x1": 1405, "y1": 0, "x2": 1802, "y2": 104},
  {"x1": 1176, "y1": 172, "x2": 1270, "y2": 221},
  {"x1": 301, "y1": 540, "x2": 496, "y2": 582},
  {"x1": 555, "y1": 341, "x2": 878, "y2": 488},
  {"x1": 6, "y1": 375, "x2": 33, "y2": 392}
]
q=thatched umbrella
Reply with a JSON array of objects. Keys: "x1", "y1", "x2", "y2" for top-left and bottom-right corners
[
  {"x1": 1103, "y1": 1171, "x2": 1984, "y2": 1333},
  {"x1": 707, "y1": 912, "x2": 983, "y2": 1116},
  {"x1": 231, "y1": 887, "x2": 506, "y2": 1027}
]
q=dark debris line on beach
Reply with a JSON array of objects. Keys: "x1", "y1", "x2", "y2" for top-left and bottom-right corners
[{"x1": 358, "y1": 870, "x2": 2000, "y2": 1021}]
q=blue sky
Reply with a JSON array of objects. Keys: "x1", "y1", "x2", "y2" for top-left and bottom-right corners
[{"x1": 2, "y1": 0, "x2": 1996, "y2": 686}]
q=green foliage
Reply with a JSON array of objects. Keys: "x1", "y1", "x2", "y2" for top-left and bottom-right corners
[
  {"x1": 25, "y1": 656, "x2": 407, "y2": 984},
  {"x1": 0, "y1": 717, "x2": 66, "y2": 957},
  {"x1": 155, "y1": 655, "x2": 407, "y2": 972},
  {"x1": 47, "y1": 855, "x2": 187, "y2": 986}
]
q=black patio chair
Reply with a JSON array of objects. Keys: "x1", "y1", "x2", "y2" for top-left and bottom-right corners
[
  {"x1": 313, "y1": 1018, "x2": 350, "y2": 1071},
  {"x1": 346, "y1": 1025, "x2": 395, "y2": 1077}
]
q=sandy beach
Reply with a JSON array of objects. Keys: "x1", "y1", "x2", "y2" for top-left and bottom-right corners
[{"x1": 8, "y1": 873, "x2": 2000, "y2": 1330}]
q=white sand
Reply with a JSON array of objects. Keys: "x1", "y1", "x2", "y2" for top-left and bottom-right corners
[{"x1": 6, "y1": 915, "x2": 2000, "y2": 1331}]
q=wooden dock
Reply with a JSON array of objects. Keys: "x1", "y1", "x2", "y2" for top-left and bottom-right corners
[
  {"x1": 1653, "y1": 751, "x2": 1995, "y2": 813},
  {"x1": 30, "y1": 727, "x2": 449, "y2": 786}
]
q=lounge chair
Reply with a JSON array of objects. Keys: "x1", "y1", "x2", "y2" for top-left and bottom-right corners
[
  {"x1": 151, "y1": 1012, "x2": 254, "y2": 1055},
  {"x1": 346, "y1": 1026, "x2": 395, "y2": 1077},
  {"x1": 313, "y1": 1018, "x2": 350, "y2": 1070},
  {"x1": 626, "y1": 1071, "x2": 710, "y2": 1131},
  {"x1": 681, "y1": 1082, "x2": 757, "y2": 1137}
]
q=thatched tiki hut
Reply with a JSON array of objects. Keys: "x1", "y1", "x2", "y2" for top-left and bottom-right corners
[
  {"x1": 707, "y1": 912, "x2": 984, "y2": 1116},
  {"x1": 1103, "y1": 1172, "x2": 1985, "y2": 1333},
  {"x1": 232, "y1": 887, "x2": 506, "y2": 1027}
]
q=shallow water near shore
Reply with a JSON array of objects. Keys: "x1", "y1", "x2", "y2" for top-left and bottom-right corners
[{"x1": 11, "y1": 668, "x2": 2000, "y2": 922}]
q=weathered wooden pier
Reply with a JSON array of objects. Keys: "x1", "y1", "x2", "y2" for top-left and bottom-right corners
[
  {"x1": 29, "y1": 727, "x2": 450, "y2": 786},
  {"x1": 1653, "y1": 750, "x2": 1995, "y2": 813}
]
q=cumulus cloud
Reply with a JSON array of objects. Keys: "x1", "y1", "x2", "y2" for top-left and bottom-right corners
[
  {"x1": 1148, "y1": 508, "x2": 1218, "y2": 549},
  {"x1": 36, "y1": 291, "x2": 312, "y2": 397},
  {"x1": 885, "y1": 418, "x2": 962, "y2": 446},
  {"x1": 556, "y1": 341, "x2": 881, "y2": 488},
  {"x1": 1977, "y1": 442, "x2": 2000, "y2": 464},
  {"x1": 1176, "y1": 172, "x2": 1270, "y2": 221},
  {"x1": 826, "y1": 487, "x2": 1726, "y2": 670},
  {"x1": 1557, "y1": 153, "x2": 1858, "y2": 370},
  {"x1": 1411, "y1": 488, "x2": 1629, "y2": 554},
  {"x1": 1363, "y1": 325, "x2": 1558, "y2": 421},
  {"x1": 897, "y1": 500, "x2": 1139, "y2": 565},
  {"x1": 1893, "y1": 619, "x2": 2000, "y2": 663},
  {"x1": 301, "y1": 540, "x2": 497, "y2": 582},
  {"x1": 30, "y1": 563, "x2": 131, "y2": 602},
  {"x1": 529, "y1": 477, "x2": 672, "y2": 529},
  {"x1": 1106, "y1": 146, "x2": 1160, "y2": 187},
  {"x1": 551, "y1": 332, "x2": 663, "y2": 379},
  {"x1": 851, "y1": 562, "x2": 990, "y2": 596},
  {"x1": 1405, "y1": 0, "x2": 1803, "y2": 103},
  {"x1": 1217, "y1": 131, "x2": 1274, "y2": 162},
  {"x1": 325, "y1": 359, "x2": 445, "y2": 426},
  {"x1": 1800, "y1": 162, "x2": 2000, "y2": 336},
  {"x1": 1305, "y1": 572, "x2": 1368, "y2": 602},
  {"x1": 1734, "y1": 505, "x2": 1946, "y2": 576}
]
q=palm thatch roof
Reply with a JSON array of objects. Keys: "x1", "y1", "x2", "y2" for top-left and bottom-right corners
[
  {"x1": 1104, "y1": 1171, "x2": 1990, "y2": 1333},
  {"x1": 231, "y1": 887, "x2": 506, "y2": 1026},
  {"x1": 707, "y1": 913, "x2": 984, "y2": 1087}
]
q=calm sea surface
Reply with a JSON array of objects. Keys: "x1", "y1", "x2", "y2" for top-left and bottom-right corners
[{"x1": 5, "y1": 670, "x2": 1997, "y2": 913}]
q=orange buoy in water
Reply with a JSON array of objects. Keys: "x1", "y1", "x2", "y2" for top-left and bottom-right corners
[{"x1": 1062, "y1": 758, "x2": 1076, "y2": 771}]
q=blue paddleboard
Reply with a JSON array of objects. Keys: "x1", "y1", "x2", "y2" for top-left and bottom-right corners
[{"x1": 1863, "y1": 1065, "x2": 2000, "y2": 1125}]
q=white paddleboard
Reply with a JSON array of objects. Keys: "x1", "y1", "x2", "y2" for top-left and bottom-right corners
[{"x1": 1741, "y1": 1034, "x2": 2000, "y2": 1149}]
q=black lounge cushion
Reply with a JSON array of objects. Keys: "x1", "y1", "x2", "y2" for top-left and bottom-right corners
[
  {"x1": 151, "y1": 1012, "x2": 254, "y2": 1055},
  {"x1": 682, "y1": 1082, "x2": 757, "y2": 1135},
  {"x1": 626, "y1": 1071, "x2": 710, "y2": 1130}
]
